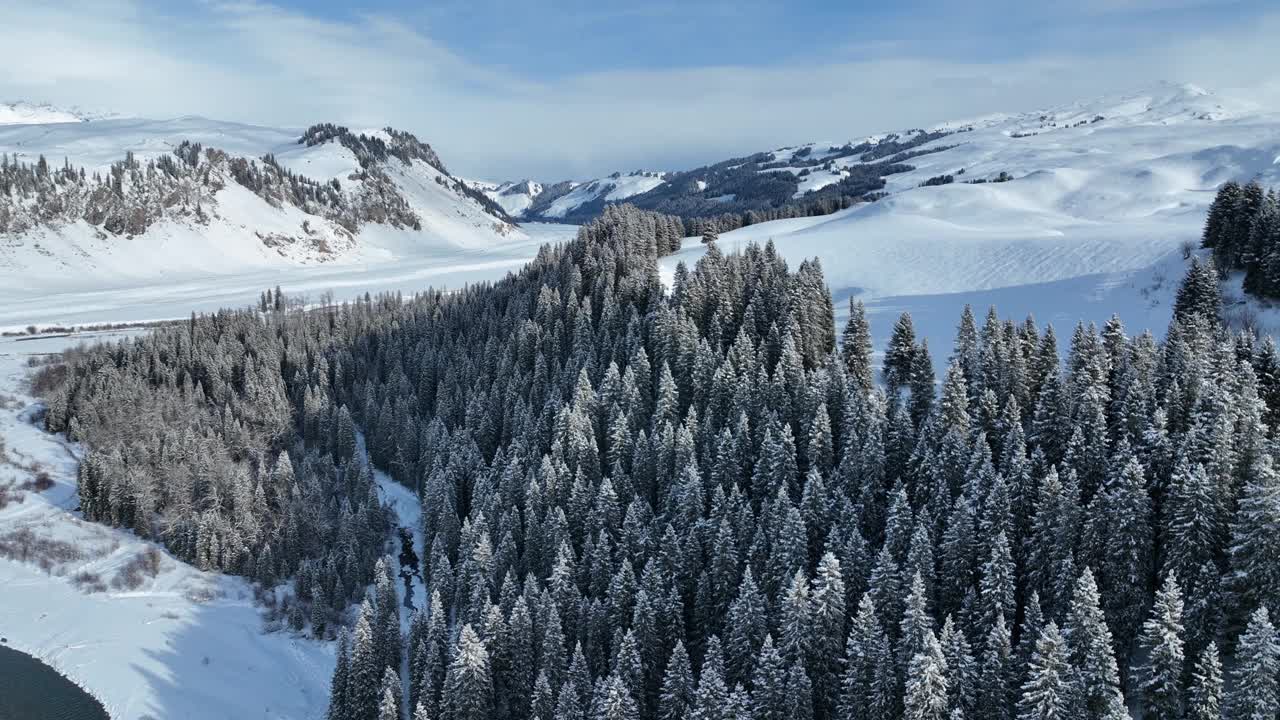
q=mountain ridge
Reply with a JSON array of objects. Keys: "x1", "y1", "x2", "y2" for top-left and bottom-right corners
[{"x1": 481, "y1": 81, "x2": 1269, "y2": 224}]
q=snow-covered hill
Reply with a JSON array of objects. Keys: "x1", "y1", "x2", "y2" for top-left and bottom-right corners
[
  {"x1": 659, "y1": 82, "x2": 1280, "y2": 365},
  {"x1": 0, "y1": 113, "x2": 521, "y2": 290}
]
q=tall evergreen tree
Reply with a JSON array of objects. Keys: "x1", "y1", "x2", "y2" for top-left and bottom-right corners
[
  {"x1": 1229, "y1": 453, "x2": 1280, "y2": 623},
  {"x1": 842, "y1": 299, "x2": 874, "y2": 396},
  {"x1": 444, "y1": 625, "x2": 494, "y2": 720},
  {"x1": 1135, "y1": 575, "x2": 1184, "y2": 720},
  {"x1": 1016, "y1": 623, "x2": 1079, "y2": 720},
  {"x1": 379, "y1": 667, "x2": 404, "y2": 720},
  {"x1": 1063, "y1": 570, "x2": 1126, "y2": 720},
  {"x1": 1226, "y1": 607, "x2": 1280, "y2": 720},
  {"x1": 903, "y1": 628, "x2": 950, "y2": 720},
  {"x1": 1186, "y1": 642, "x2": 1221, "y2": 720}
]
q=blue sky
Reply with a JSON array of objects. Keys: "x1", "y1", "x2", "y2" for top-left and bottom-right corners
[
  {"x1": 2, "y1": 0, "x2": 1278, "y2": 179},
  {"x1": 279, "y1": 0, "x2": 1262, "y2": 75}
]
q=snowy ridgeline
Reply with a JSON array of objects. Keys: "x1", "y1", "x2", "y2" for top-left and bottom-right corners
[
  {"x1": 483, "y1": 82, "x2": 1280, "y2": 223},
  {"x1": 0, "y1": 332, "x2": 427, "y2": 720}
]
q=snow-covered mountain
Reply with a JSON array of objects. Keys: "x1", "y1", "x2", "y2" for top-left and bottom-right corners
[
  {"x1": 488, "y1": 81, "x2": 1274, "y2": 224},
  {"x1": 0, "y1": 112, "x2": 522, "y2": 290}
]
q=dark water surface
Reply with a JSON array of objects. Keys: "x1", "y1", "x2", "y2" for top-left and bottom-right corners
[{"x1": 0, "y1": 643, "x2": 110, "y2": 720}]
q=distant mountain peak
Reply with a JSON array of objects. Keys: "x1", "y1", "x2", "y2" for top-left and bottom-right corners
[{"x1": 0, "y1": 101, "x2": 124, "y2": 126}]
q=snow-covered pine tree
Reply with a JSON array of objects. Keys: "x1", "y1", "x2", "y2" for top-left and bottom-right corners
[
  {"x1": 1062, "y1": 569, "x2": 1126, "y2": 720},
  {"x1": 1016, "y1": 622, "x2": 1079, "y2": 720},
  {"x1": 1229, "y1": 453, "x2": 1280, "y2": 625},
  {"x1": 883, "y1": 313, "x2": 917, "y2": 393},
  {"x1": 659, "y1": 641, "x2": 694, "y2": 720},
  {"x1": 443, "y1": 625, "x2": 493, "y2": 720},
  {"x1": 903, "y1": 628, "x2": 949, "y2": 720},
  {"x1": 842, "y1": 299, "x2": 874, "y2": 396},
  {"x1": 1226, "y1": 607, "x2": 1280, "y2": 720},
  {"x1": 1185, "y1": 642, "x2": 1221, "y2": 720},
  {"x1": 379, "y1": 667, "x2": 403, "y2": 720},
  {"x1": 1135, "y1": 574, "x2": 1184, "y2": 720}
]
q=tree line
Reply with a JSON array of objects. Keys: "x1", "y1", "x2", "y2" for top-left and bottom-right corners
[{"x1": 42, "y1": 201, "x2": 1280, "y2": 720}]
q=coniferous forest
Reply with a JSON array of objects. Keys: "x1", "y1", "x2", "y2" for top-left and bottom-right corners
[{"x1": 40, "y1": 202, "x2": 1280, "y2": 720}]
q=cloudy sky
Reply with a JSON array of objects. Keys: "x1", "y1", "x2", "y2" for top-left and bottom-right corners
[{"x1": 2, "y1": 0, "x2": 1278, "y2": 180}]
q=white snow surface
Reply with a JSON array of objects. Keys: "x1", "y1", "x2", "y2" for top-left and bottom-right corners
[
  {"x1": 0, "y1": 332, "x2": 334, "y2": 720},
  {"x1": 0, "y1": 220, "x2": 579, "y2": 333}
]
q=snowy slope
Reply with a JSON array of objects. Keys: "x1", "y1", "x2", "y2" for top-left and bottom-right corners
[
  {"x1": 0, "y1": 333, "x2": 333, "y2": 720},
  {"x1": 0, "y1": 115, "x2": 521, "y2": 288},
  {"x1": 659, "y1": 83, "x2": 1280, "y2": 366}
]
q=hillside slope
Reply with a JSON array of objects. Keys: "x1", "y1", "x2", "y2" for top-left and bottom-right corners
[{"x1": 0, "y1": 113, "x2": 521, "y2": 289}]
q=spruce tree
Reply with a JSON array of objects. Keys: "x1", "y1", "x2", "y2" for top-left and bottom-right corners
[
  {"x1": 940, "y1": 616, "x2": 976, "y2": 718},
  {"x1": 444, "y1": 624, "x2": 494, "y2": 720},
  {"x1": 1016, "y1": 623, "x2": 1079, "y2": 720},
  {"x1": 350, "y1": 604, "x2": 384, "y2": 720},
  {"x1": 1186, "y1": 642, "x2": 1221, "y2": 720},
  {"x1": 1226, "y1": 607, "x2": 1280, "y2": 720},
  {"x1": 659, "y1": 641, "x2": 694, "y2": 720},
  {"x1": 1135, "y1": 574, "x2": 1184, "y2": 720},
  {"x1": 1229, "y1": 453, "x2": 1280, "y2": 623},
  {"x1": 903, "y1": 628, "x2": 949, "y2": 720},
  {"x1": 328, "y1": 629, "x2": 352, "y2": 720},
  {"x1": 752, "y1": 636, "x2": 788, "y2": 720},
  {"x1": 884, "y1": 313, "x2": 917, "y2": 393},
  {"x1": 977, "y1": 613, "x2": 1013, "y2": 720},
  {"x1": 1063, "y1": 570, "x2": 1125, "y2": 720},
  {"x1": 842, "y1": 299, "x2": 874, "y2": 396},
  {"x1": 809, "y1": 552, "x2": 846, "y2": 718},
  {"x1": 380, "y1": 667, "x2": 404, "y2": 720}
]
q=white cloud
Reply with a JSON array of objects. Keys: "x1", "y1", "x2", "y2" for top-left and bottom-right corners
[{"x1": 1, "y1": 0, "x2": 1278, "y2": 179}]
